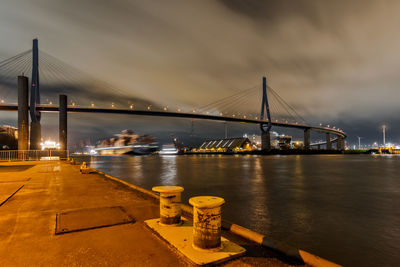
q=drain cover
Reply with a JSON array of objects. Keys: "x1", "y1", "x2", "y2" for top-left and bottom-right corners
[{"x1": 55, "y1": 206, "x2": 134, "y2": 235}]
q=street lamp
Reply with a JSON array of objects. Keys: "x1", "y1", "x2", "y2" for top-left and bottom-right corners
[{"x1": 357, "y1": 136, "x2": 362, "y2": 150}]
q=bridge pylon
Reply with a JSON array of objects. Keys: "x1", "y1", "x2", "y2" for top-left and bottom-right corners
[
  {"x1": 260, "y1": 76, "x2": 272, "y2": 151},
  {"x1": 18, "y1": 75, "x2": 29, "y2": 151},
  {"x1": 29, "y1": 38, "x2": 41, "y2": 150}
]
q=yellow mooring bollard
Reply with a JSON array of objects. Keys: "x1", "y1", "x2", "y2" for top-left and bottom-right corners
[
  {"x1": 189, "y1": 196, "x2": 225, "y2": 250},
  {"x1": 80, "y1": 162, "x2": 90, "y2": 174},
  {"x1": 152, "y1": 186, "x2": 184, "y2": 226}
]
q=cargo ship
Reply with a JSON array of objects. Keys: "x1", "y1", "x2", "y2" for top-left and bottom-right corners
[
  {"x1": 94, "y1": 130, "x2": 158, "y2": 155},
  {"x1": 0, "y1": 125, "x2": 18, "y2": 150}
]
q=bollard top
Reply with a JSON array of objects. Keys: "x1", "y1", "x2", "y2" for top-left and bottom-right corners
[
  {"x1": 152, "y1": 186, "x2": 184, "y2": 194},
  {"x1": 189, "y1": 196, "x2": 225, "y2": 209}
]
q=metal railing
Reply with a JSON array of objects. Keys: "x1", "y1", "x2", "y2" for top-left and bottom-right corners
[{"x1": 0, "y1": 150, "x2": 69, "y2": 162}]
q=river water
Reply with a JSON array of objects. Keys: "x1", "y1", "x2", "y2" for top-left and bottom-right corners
[{"x1": 76, "y1": 154, "x2": 400, "y2": 267}]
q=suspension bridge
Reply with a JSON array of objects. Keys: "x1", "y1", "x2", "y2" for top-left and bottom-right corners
[{"x1": 0, "y1": 39, "x2": 346, "y2": 151}]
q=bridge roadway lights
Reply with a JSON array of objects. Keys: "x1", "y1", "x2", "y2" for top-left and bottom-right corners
[
  {"x1": 326, "y1": 133, "x2": 332, "y2": 150},
  {"x1": 189, "y1": 196, "x2": 225, "y2": 250},
  {"x1": 152, "y1": 186, "x2": 184, "y2": 225},
  {"x1": 18, "y1": 76, "x2": 29, "y2": 151},
  {"x1": 304, "y1": 129, "x2": 311, "y2": 150},
  {"x1": 59, "y1": 94, "x2": 67, "y2": 151},
  {"x1": 261, "y1": 132, "x2": 271, "y2": 151}
]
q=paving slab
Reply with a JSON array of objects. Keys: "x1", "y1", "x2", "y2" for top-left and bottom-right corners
[{"x1": 55, "y1": 206, "x2": 135, "y2": 234}]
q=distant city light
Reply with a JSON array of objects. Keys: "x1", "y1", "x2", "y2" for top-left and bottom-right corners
[{"x1": 40, "y1": 140, "x2": 60, "y2": 150}]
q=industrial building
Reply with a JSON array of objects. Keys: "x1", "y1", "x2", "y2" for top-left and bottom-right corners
[{"x1": 195, "y1": 137, "x2": 253, "y2": 153}]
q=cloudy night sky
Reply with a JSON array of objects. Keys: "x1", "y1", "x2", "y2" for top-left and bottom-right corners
[{"x1": 1, "y1": 0, "x2": 399, "y2": 148}]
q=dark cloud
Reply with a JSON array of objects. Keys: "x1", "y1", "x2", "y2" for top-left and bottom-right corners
[{"x1": 1, "y1": 0, "x2": 399, "y2": 145}]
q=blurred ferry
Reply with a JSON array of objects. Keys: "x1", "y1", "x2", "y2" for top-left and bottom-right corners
[
  {"x1": 94, "y1": 130, "x2": 158, "y2": 155},
  {"x1": 159, "y1": 144, "x2": 180, "y2": 155}
]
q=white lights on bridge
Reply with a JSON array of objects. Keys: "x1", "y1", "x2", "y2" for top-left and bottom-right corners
[
  {"x1": 0, "y1": 99, "x2": 4, "y2": 103},
  {"x1": 163, "y1": 107, "x2": 168, "y2": 111},
  {"x1": 147, "y1": 105, "x2": 151, "y2": 110},
  {"x1": 192, "y1": 109, "x2": 196, "y2": 113},
  {"x1": 130, "y1": 104, "x2": 134, "y2": 109},
  {"x1": 49, "y1": 101, "x2": 53, "y2": 105},
  {"x1": 91, "y1": 103, "x2": 95, "y2": 107},
  {"x1": 177, "y1": 108, "x2": 181, "y2": 112},
  {"x1": 219, "y1": 112, "x2": 223, "y2": 116},
  {"x1": 111, "y1": 103, "x2": 115, "y2": 108},
  {"x1": 243, "y1": 115, "x2": 246, "y2": 119}
]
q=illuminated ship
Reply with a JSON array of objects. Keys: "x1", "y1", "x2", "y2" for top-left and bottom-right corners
[{"x1": 94, "y1": 130, "x2": 158, "y2": 155}]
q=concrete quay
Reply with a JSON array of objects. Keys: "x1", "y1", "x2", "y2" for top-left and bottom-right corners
[{"x1": 0, "y1": 160, "x2": 333, "y2": 266}]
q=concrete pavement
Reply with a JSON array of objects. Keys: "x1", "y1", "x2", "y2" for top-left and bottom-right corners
[{"x1": 0, "y1": 161, "x2": 305, "y2": 266}]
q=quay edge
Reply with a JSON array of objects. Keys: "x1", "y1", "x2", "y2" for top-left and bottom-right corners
[{"x1": 91, "y1": 165, "x2": 341, "y2": 267}]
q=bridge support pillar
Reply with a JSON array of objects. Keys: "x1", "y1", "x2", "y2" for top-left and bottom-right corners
[
  {"x1": 30, "y1": 122, "x2": 41, "y2": 150},
  {"x1": 261, "y1": 131, "x2": 271, "y2": 151},
  {"x1": 18, "y1": 76, "x2": 29, "y2": 151},
  {"x1": 326, "y1": 133, "x2": 332, "y2": 150},
  {"x1": 304, "y1": 129, "x2": 311, "y2": 150},
  {"x1": 337, "y1": 136, "x2": 345, "y2": 151},
  {"x1": 59, "y1": 94, "x2": 67, "y2": 151}
]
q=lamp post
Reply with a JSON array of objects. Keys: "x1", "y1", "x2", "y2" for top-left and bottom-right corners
[
  {"x1": 357, "y1": 136, "x2": 362, "y2": 150},
  {"x1": 382, "y1": 125, "x2": 387, "y2": 146}
]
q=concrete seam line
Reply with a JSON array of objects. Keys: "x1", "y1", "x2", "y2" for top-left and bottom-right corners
[
  {"x1": 92, "y1": 168, "x2": 340, "y2": 267},
  {"x1": 0, "y1": 185, "x2": 24, "y2": 207}
]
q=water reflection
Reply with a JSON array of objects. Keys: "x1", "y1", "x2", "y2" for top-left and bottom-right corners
[
  {"x1": 75, "y1": 154, "x2": 400, "y2": 267},
  {"x1": 159, "y1": 155, "x2": 177, "y2": 185},
  {"x1": 249, "y1": 156, "x2": 270, "y2": 233}
]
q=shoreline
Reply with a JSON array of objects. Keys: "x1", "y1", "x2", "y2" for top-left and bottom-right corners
[{"x1": 90, "y1": 162, "x2": 340, "y2": 267}]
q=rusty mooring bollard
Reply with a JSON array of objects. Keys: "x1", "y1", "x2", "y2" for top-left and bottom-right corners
[
  {"x1": 189, "y1": 196, "x2": 225, "y2": 250},
  {"x1": 152, "y1": 186, "x2": 184, "y2": 225}
]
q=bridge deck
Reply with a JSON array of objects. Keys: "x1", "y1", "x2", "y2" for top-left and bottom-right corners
[{"x1": 0, "y1": 104, "x2": 346, "y2": 138}]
